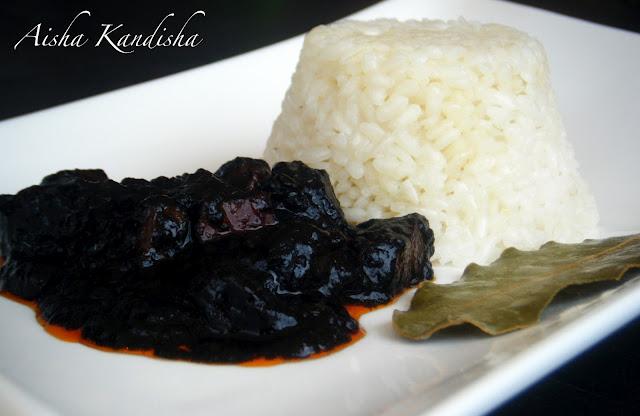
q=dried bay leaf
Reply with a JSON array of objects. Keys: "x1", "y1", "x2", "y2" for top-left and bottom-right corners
[{"x1": 393, "y1": 234, "x2": 640, "y2": 340}]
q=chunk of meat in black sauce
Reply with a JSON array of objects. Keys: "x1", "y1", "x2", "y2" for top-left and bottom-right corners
[{"x1": 0, "y1": 158, "x2": 434, "y2": 363}]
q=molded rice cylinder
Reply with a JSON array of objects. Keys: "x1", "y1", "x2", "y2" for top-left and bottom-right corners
[{"x1": 265, "y1": 19, "x2": 599, "y2": 266}]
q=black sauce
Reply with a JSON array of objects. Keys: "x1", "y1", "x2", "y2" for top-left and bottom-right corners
[{"x1": 0, "y1": 158, "x2": 434, "y2": 363}]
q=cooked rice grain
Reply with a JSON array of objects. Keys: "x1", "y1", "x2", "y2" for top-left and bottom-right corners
[{"x1": 264, "y1": 19, "x2": 599, "y2": 266}]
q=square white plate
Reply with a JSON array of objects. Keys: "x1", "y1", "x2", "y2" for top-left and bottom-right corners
[{"x1": 1, "y1": 0, "x2": 639, "y2": 415}]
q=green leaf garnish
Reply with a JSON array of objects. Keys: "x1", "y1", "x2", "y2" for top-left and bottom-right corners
[{"x1": 393, "y1": 234, "x2": 640, "y2": 340}]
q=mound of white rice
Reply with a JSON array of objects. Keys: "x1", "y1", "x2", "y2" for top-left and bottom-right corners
[{"x1": 264, "y1": 19, "x2": 599, "y2": 266}]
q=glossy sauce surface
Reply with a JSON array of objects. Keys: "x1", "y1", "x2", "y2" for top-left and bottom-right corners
[
  {"x1": 1, "y1": 290, "x2": 372, "y2": 366},
  {"x1": 0, "y1": 159, "x2": 434, "y2": 364}
]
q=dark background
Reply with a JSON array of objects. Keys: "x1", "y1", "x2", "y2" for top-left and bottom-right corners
[
  {"x1": 2, "y1": 1, "x2": 640, "y2": 415},
  {"x1": 1, "y1": 0, "x2": 639, "y2": 120}
]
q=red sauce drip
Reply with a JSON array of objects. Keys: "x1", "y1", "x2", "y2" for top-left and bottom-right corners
[
  {"x1": 241, "y1": 328, "x2": 366, "y2": 367},
  {"x1": 242, "y1": 299, "x2": 406, "y2": 366},
  {"x1": 0, "y1": 287, "x2": 399, "y2": 366},
  {"x1": 40, "y1": 318, "x2": 157, "y2": 358},
  {"x1": 0, "y1": 253, "x2": 410, "y2": 367},
  {"x1": 1, "y1": 290, "x2": 35, "y2": 309},
  {"x1": 1, "y1": 290, "x2": 156, "y2": 358}
]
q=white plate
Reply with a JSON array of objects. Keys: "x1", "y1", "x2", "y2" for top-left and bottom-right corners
[{"x1": 1, "y1": 0, "x2": 639, "y2": 415}]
